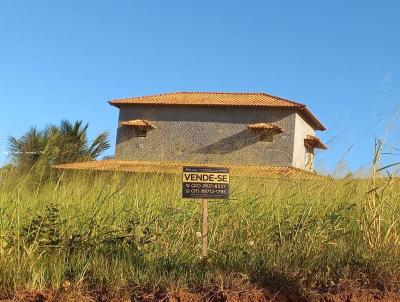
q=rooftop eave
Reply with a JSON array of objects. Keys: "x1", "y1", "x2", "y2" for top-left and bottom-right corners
[
  {"x1": 298, "y1": 107, "x2": 326, "y2": 131},
  {"x1": 108, "y1": 92, "x2": 326, "y2": 131}
]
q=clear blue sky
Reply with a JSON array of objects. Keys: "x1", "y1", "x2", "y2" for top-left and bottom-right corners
[{"x1": 1, "y1": 1, "x2": 399, "y2": 174}]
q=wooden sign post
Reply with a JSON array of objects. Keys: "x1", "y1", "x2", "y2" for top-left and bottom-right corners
[
  {"x1": 182, "y1": 166, "x2": 230, "y2": 259},
  {"x1": 201, "y1": 199, "x2": 208, "y2": 258}
]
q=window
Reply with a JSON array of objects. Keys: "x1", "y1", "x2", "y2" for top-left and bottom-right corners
[
  {"x1": 248, "y1": 123, "x2": 283, "y2": 143},
  {"x1": 134, "y1": 127, "x2": 148, "y2": 137},
  {"x1": 260, "y1": 132, "x2": 274, "y2": 142},
  {"x1": 120, "y1": 120, "x2": 155, "y2": 138}
]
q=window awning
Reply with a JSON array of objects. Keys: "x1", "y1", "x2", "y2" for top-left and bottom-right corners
[
  {"x1": 304, "y1": 135, "x2": 327, "y2": 149},
  {"x1": 247, "y1": 123, "x2": 283, "y2": 133},
  {"x1": 120, "y1": 119, "x2": 155, "y2": 129}
]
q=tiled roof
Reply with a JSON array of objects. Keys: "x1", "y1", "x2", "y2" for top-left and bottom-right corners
[
  {"x1": 304, "y1": 135, "x2": 327, "y2": 150},
  {"x1": 120, "y1": 119, "x2": 155, "y2": 129},
  {"x1": 109, "y1": 92, "x2": 326, "y2": 131},
  {"x1": 248, "y1": 123, "x2": 283, "y2": 132},
  {"x1": 53, "y1": 160, "x2": 324, "y2": 180}
]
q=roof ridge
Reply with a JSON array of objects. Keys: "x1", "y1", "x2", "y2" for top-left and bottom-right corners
[{"x1": 176, "y1": 91, "x2": 306, "y2": 107}]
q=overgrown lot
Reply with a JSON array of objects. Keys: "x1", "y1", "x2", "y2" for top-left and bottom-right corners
[{"x1": 0, "y1": 169, "x2": 400, "y2": 300}]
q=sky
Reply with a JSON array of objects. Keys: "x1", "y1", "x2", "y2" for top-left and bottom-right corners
[{"x1": 0, "y1": 1, "x2": 399, "y2": 175}]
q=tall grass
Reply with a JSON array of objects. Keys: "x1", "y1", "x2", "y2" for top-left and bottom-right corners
[{"x1": 0, "y1": 166, "x2": 400, "y2": 294}]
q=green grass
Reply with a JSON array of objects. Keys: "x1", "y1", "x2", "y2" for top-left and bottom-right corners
[{"x1": 0, "y1": 168, "x2": 400, "y2": 295}]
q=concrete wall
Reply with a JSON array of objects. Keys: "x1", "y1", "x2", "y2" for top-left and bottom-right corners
[
  {"x1": 115, "y1": 105, "x2": 298, "y2": 166},
  {"x1": 292, "y1": 113, "x2": 316, "y2": 170}
]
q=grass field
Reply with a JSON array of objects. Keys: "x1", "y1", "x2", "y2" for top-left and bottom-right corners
[{"x1": 0, "y1": 167, "x2": 400, "y2": 300}]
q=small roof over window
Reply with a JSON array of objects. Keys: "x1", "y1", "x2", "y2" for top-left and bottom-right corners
[
  {"x1": 248, "y1": 123, "x2": 283, "y2": 133},
  {"x1": 120, "y1": 119, "x2": 155, "y2": 129},
  {"x1": 304, "y1": 135, "x2": 327, "y2": 149}
]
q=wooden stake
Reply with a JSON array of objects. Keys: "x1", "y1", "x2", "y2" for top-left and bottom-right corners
[{"x1": 201, "y1": 199, "x2": 209, "y2": 258}]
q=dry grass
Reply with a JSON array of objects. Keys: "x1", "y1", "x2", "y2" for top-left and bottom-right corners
[{"x1": 1, "y1": 162, "x2": 400, "y2": 298}]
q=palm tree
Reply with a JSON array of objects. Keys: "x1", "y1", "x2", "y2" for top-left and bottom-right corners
[
  {"x1": 8, "y1": 120, "x2": 110, "y2": 171},
  {"x1": 8, "y1": 127, "x2": 48, "y2": 171},
  {"x1": 50, "y1": 120, "x2": 110, "y2": 164}
]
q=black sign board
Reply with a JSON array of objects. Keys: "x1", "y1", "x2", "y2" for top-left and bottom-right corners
[{"x1": 182, "y1": 166, "x2": 230, "y2": 199}]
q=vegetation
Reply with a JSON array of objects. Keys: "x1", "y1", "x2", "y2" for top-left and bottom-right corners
[
  {"x1": 7, "y1": 120, "x2": 110, "y2": 173},
  {"x1": 1, "y1": 125, "x2": 400, "y2": 300},
  {"x1": 0, "y1": 166, "x2": 399, "y2": 298}
]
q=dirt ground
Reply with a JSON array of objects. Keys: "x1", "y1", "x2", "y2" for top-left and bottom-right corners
[{"x1": 1, "y1": 287, "x2": 400, "y2": 302}]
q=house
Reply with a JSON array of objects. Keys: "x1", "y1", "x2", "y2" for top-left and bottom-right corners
[{"x1": 109, "y1": 92, "x2": 326, "y2": 172}]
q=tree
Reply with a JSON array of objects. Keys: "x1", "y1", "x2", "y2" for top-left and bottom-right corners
[
  {"x1": 8, "y1": 127, "x2": 49, "y2": 171},
  {"x1": 49, "y1": 120, "x2": 110, "y2": 164},
  {"x1": 8, "y1": 120, "x2": 110, "y2": 172}
]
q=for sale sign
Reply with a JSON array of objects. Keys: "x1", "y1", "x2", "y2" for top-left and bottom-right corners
[{"x1": 182, "y1": 166, "x2": 230, "y2": 199}]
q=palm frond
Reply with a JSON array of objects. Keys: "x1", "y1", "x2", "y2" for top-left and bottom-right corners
[
  {"x1": 7, "y1": 120, "x2": 111, "y2": 170},
  {"x1": 88, "y1": 132, "x2": 110, "y2": 159}
]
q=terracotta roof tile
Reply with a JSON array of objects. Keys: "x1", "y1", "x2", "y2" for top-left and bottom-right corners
[
  {"x1": 109, "y1": 92, "x2": 326, "y2": 131},
  {"x1": 120, "y1": 119, "x2": 155, "y2": 129},
  {"x1": 304, "y1": 135, "x2": 327, "y2": 150},
  {"x1": 53, "y1": 160, "x2": 324, "y2": 180},
  {"x1": 248, "y1": 123, "x2": 283, "y2": 132},
  {"x1": 109, "y1": 92, "x2": 304, "y2": 108}
]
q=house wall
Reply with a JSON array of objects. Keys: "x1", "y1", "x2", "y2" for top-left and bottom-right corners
[
  {"x1": 292, "y1": 113, "x2": 316, "y2": 170},
  {"x1": 115, "y1": 105, "x2": 297, "y2": 166}
]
